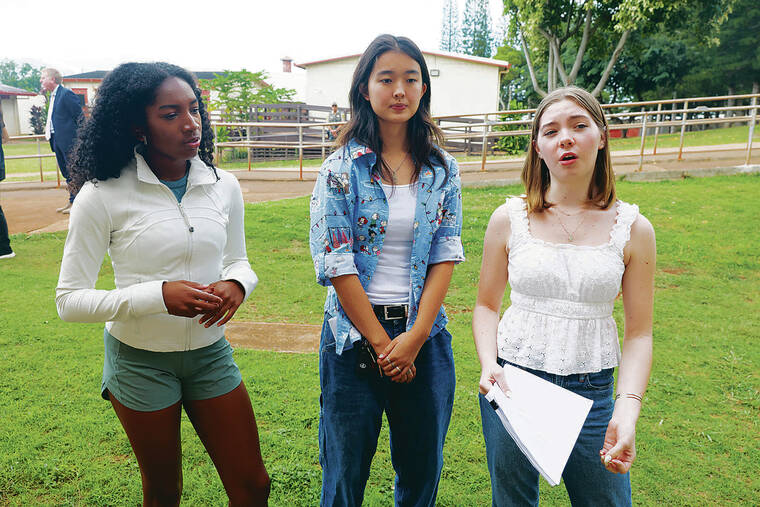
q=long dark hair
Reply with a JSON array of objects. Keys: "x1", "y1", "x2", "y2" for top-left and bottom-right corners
[
  {"x1": 337, "y1": 34, "x2": 447, "y2": 186},
  {"x1": 69, "y1": 62, "x2": 217, "y2": 193}
]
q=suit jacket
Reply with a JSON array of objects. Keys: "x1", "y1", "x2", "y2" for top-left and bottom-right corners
[{"x1": 49, "y1": 86, "x2": 83, "y2": 156}]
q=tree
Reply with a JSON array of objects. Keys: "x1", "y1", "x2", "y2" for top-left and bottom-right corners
[
  {"x1": 200, "y1": 70, "x2": 296, "y2": 144},
  {"x1": 0, "y1": 60, "x2": 43, "y2": 92},
  {"x1": 504, "y1": 0, "x2": 735, "y2": 97},
  {"x1": 461, "y1": 0, "x2": 493, "y2": 57},
  {"x1": 681, "y1": 0, "x2": 760, "y2": 96},
  {"x1": 605, "y1": 31, "x2": 693, "y2": 102},
  {"x1": 440, "y1": 0, "x2": 462, "y2": 52},
  {"x1": 200, "y1": 70, "x2": 295, "y2": 124}
]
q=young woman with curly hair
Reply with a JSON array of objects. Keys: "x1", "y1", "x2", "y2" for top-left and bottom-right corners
[
  {"x1": 57, "y1": 62, "x2": 270, "y2": 506},
  {"x1": 309, "y1": 34, "x2": 465, "y2": 505}
]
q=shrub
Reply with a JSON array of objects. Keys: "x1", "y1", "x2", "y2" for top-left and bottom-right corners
[
  {"x1": 494, "y1": 100, "x2": 530, "y2": 155},
  {"x1": 30, "y1": 105, "x2": 46, "y2": 135}
]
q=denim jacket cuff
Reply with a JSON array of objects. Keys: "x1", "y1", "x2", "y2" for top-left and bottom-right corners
[
  {"x1": 429, "y1": 236, "x2": 465, "y2": 265},
  {"x1": 322, "y1": 253, "x2": 359, "y2": 282}
]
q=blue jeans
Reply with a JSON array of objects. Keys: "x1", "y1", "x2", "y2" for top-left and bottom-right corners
[
  {"x1": 50, "y1": 135, "x2": 74, "y2": 203},
  {"x1": 318, "y1": 317, "x2": 456, "y2": 507},
  {"x1": 479, "y1": 360, "x2": 631, "y2": 507}
]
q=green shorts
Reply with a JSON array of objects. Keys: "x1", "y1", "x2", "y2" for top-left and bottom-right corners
[{"x1": 101, "y1": 329, "x2": 242, "y2": 412}]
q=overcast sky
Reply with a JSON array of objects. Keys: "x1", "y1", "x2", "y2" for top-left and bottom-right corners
[{"x1": 3, "y1": 0, "x2": 506, "y2": 77}]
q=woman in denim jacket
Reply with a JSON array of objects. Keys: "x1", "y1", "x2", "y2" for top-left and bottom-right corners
[{"x1": 309, "y1": 35, "x2": 465, "y2": 506}]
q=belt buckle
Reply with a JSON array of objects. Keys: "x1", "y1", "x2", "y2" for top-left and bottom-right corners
[{"x1": 383, "y1": 305, "x2": 408, "y2": 320}]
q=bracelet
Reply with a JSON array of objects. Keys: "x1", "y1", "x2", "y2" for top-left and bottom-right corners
[{"x1": 615, "y1": 393, "x2": 643, "y2": 403}]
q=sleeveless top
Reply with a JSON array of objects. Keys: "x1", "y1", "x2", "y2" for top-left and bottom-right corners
[{"x1": 496, "y1": 196, "x2": 639, "y2": 375}]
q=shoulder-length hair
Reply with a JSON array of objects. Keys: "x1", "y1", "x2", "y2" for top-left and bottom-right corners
[
  {"x1": 522, "y1": 86, "x2": 615, "y2": 213},
  {"x1": 69, "y1": 62, "x2": 217, "y2": 194},
  {"x1": 337, "y1": 34, "x2": 447, "y2": 185}
]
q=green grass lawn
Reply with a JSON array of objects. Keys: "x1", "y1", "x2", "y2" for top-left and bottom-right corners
[
  {"x1": 1, "y1": 139, "x2": 59, "y2": 181},
  {"x1": 0, "y1": 175, "x2": 758, "y2": 505},
  {"x1": 606, "y1": 123, "x2": 760, "y2": 152}
]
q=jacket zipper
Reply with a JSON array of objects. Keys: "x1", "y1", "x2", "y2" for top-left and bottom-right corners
[{"x1": 176, "y1": 201, "x2": 194, "y2": 350}]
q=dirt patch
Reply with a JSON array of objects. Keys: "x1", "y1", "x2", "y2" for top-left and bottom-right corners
[
  {"x1": 0, "y1": 180, "x2": 316, "y2": 235},
  {"x1": 1, "y1": 186, "x2": 72, "y2": 235},
  {"x1": 226, "y1": 321, "x2": 321, "y2": 353}
]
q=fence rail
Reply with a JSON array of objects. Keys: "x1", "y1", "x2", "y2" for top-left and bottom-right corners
[
  {"x1": 4, "y1": 134, "x2": 61, "y2": 185},
  {"x1": 212, "y1": 92, "x2": 759, "y2": 176},
  {"x1": 5, "y1": 93, "x2": 759, "y2": 183}
]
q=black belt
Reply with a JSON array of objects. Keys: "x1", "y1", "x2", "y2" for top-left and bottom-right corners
[{"x1": 372, "y1": 304, "x2": 409, "y2": 321}]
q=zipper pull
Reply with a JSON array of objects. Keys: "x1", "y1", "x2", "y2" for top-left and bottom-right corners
[{"x1": 177, "y1": 202, "x2": 194, "y2": 232}]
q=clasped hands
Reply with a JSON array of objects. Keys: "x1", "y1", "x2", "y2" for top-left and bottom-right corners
[
  {"x1": 375, "y1": 331, "x2": 422, "y2": 384},
  {"x1": 162, "y1": 279, "x2": 244, "y2": 328}
]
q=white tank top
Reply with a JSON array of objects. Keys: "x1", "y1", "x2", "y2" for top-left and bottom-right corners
[
  {"x1": 497, "y1": 196, "x2": 640, "y2": 375},
  {"x1": 365, "y1": 183, "x2": 416, "y2": 305}
]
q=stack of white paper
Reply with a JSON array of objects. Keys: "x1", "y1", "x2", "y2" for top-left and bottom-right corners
[{"x1": 484, "y1": 364, "x2": 593, "y2": 486}]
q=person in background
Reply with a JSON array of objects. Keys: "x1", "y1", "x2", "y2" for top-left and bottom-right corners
[
  {"x1": 57, "y1": 62, "x2": 270, "y2": 506},
  {"x1": 326, "y1": 101, "x2": 343, "y2": 141},
  {"x1": 40, "y1": 67, "x2": 83, "y2": 213},
  {"x1": 310, "y1": 34, "x2": 464, "y2": 506},
  {"x1": 0, "y1": 107, "x2": 14, "y2": 259},
  {"x1": 472, "y1": 86, "x2": 655, "y2": 506}
]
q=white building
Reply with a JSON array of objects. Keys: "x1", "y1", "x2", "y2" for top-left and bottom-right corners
[
  {"x1": 265, "y1": 57, "x2": 307, "y2": 103},
  {"x1": 295, "y1": 49, "x2": 511, "y2": 117},
  {"x1": 0, "y1": 84, "x2": 38, "y2": 135}
]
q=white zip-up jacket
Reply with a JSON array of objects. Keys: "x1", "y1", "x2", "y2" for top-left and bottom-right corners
[{"x1": 56, "y1": 151, "x2": 258, "y2": 351}]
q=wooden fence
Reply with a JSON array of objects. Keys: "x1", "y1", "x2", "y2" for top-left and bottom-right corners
[
  {"x1": 215, "y1": 92, "x2": 760, "y2": 177},
  {"x1": 5, "y1": 93, "x2": 759, "y2": 183}
]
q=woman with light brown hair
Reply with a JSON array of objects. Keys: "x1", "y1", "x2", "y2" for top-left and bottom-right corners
[{"x1": 472, "y1": 86, "x2": 655, "y2": 506}]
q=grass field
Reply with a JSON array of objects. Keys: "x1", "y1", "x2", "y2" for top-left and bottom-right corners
[
  {"x1": 605, "y1": 123, "x2": 760, "y2": 152},
  {"x1": 0, "y1": 175, "x2": 758, "y2": 505},
  {"x1": 3, "y1": 124, "x2": 758, "y2": 180}
]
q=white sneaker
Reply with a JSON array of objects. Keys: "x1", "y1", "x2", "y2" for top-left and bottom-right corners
[
  {"x1": 57, "y1": 202, "x2": 72, "y2": 213},
  {"x1": 0, "y1": 252, "x2": 15, "y2": 259}
]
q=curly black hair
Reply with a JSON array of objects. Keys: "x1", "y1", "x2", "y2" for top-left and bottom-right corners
[{"x1": 68, "y1": 62, "x2": 217, "y2": 193}]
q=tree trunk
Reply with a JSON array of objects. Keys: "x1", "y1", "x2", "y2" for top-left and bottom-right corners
[
  {"x1": 553, "y1": 40, "x2": 569, "y2": 87},
  {"x1": 519, "y1": 29, "x2": 546, "y2": 97},
  {"x1": 591, "y1": 29, "x2": 630, "y2": 97},
  {"x1": 726, "y1": 86, "x2": 735, "y2": 128},
  {"x1": 568, "y1": 8, "x2": 593, "y2": 83},
  {"x1": 547, "y1": 48, "x2": 555, "y2": 93}
]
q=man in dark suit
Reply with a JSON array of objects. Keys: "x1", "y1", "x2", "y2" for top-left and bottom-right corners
[{"x1": 41, "y1": 68, "x2": 83, "y2": 213}]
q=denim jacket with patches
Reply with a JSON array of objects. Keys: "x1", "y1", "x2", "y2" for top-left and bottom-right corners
[{"x1": 309, "y1": 138, "x2": 465, "y2": 354}]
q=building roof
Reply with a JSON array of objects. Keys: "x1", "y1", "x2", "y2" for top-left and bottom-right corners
[
  {"x1": 296, "y1": 49, "x2": 510, "y2": 69},
  {"x1": 63, "y1": 70, "x2": 240, "y2": 81},
  {"x1": 64, "y1": 70, "x2": 108, "y2": 79},
  {"x1": 0, "y1": 83, "x2": 37, "y2": 96},
  {"x1": 193, "y1": 71, "x2": 230, "y2": 80},
  {"x1": 63, "y1": 70, "x2": 267, "y2": 86}
]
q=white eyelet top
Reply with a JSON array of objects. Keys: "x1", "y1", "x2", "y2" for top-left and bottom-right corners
[{"x1": 496, "y1": 196, "x2": 639, "y2": 375}]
